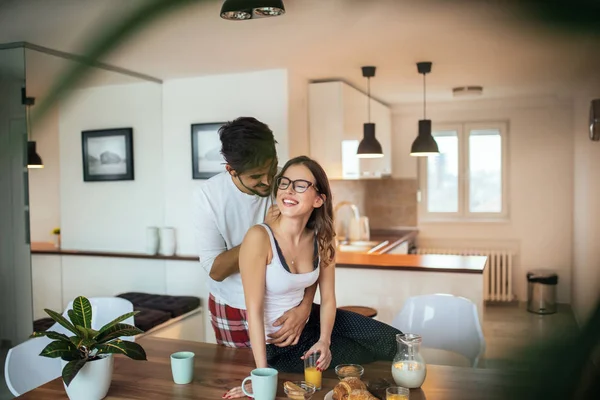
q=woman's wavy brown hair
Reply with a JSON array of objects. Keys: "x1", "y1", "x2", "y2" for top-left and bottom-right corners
[{"x1": 274, "y1": 156, "x2": 336, "y2": 267}]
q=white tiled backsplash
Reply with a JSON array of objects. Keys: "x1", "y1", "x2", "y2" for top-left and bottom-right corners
[{"x1": 329, "y1": 179, "x2": 418, "y2": 228}]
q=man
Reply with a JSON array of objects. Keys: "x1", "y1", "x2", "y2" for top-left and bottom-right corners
[{"x1": 193, "y1": 116, "x2": 316, "y2": 348}]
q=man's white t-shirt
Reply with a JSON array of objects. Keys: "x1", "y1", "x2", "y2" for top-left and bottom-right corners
[{"x1": 192, "y1": 171, "x2": 273, "y2": 310}]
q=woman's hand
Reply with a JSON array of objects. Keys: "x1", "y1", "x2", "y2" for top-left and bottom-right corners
[
  {"x1": 301, "y1": 339, "x2": 332, "y2": 371},
  {"x1": 223, "y1": 381, "x2": 251, "y2": 399}
]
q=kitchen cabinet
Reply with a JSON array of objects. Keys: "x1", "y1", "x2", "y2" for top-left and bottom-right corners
[{"x1": 308, "y1": 81, "x2": 392, "y2": 180}]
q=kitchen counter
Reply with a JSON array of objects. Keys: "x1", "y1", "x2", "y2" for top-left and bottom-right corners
[
  {"x1": 31, "y1": 239, "x2": 486, "y2": 274},
  {"x1": 31, "y1": 239, "x2": 487, "y2": 331},
  {"x1": 336, "y1": 252, "x2": 487, "y2": 274}
]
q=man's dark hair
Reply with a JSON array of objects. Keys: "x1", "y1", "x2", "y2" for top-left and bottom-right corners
[{"x1": 219, "y1": 117, "x2": 278, "y2": 174}]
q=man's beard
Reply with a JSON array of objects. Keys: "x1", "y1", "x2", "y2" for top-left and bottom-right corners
[{"x1": 237, "y1": 175, "x2": 271, "y2": 197}]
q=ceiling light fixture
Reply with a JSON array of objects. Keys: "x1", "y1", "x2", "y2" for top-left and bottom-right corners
[
  {"x1": 22, "y1": 88, "x2": 44, "y2": 169},
  {"x1": 410, "y1": 61, "x2": 439, "y2": 157},
  {"x1": 220, "y1": 0, "x2": 285, "y2": 21},
  {"x1": 357, "y1": 66, "x2": 384, "y2": 159},
  {"x1": 452, "y1": 86, "x2": 483, "y2": 97}
]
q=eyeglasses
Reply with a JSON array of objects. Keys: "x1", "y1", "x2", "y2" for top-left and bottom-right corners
[{"x1": 276, "y1": 176, "x2": 318, "y2": 193}]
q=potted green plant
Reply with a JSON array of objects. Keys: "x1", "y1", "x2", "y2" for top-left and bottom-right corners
[
  {"x1": 52, "y1": 227, "x2": 61, "y2": 248},
  {"x1": 31, "y1": 296, "x2": 146, "y2": 400}
]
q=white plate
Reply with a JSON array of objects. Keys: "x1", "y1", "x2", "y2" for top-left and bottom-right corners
[{"x1": 323, "y1": 390, "x2": 334, "y2": 400}]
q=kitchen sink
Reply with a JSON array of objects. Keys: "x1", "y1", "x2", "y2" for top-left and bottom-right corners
[{"x1": 338, "y1": 240, "x2": 384, "y2": 253}]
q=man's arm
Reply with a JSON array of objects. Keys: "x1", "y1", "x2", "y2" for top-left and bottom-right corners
[
  {"x1": 266, "y1": 281, "x2": 317, "y2": 347},
  {"x1": 209, "y1": 246, "x2": 240, "y2": 282},
  {"x1": 192, "y1": 187, "x2": 240, "y2": 282},
  {"x1": 299, "y1": 282, "x2": 318, "y2": 311}
]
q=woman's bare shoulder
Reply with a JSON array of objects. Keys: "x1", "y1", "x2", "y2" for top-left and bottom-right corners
[
  {"x1": 241, "y1": 225, "x2": 272, "y2": 264},
  {"x1": 243, "y1": 224, "x2": 271, "y2": 247}
]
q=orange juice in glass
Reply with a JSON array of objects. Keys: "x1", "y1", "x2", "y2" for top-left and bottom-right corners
[
  {"x1": 303, "y1": 352, "x2": 322, "y2": 390},
  {"x1": 386, "y1": 386, "x2": 410, "y2": 400}
]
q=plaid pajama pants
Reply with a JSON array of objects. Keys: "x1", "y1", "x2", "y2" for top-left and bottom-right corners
[{"x1": 208, "y1": 293, "x2": 251, "y2": 348}]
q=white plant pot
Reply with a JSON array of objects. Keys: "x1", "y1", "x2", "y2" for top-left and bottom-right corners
[
  {"x1": 53, "y1": 234, "x2": 61, "y2": 249},
  {"x1": 61, "y1": 355, "x2": 114, "y2": 400}
]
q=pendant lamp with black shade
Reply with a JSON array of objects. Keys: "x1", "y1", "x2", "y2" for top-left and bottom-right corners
[
  {"x1": 22, "y1": 88, "x2": 44, "y2": 169},
  {"x1": 220, "y1": 0, "x2": 285, "y2": 20},
  {"x1": 410, "y1": 62, "x2": 439, "y2": 157},
  {"x1": 357, "y1": 66, "x2": 383, "y2": 158}
]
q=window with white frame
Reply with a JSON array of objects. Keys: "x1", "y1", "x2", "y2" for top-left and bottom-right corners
[{"x1": 419, "y1": 121, "x2": 508, "y2": 221}]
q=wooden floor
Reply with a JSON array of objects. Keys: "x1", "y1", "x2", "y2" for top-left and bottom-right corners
[
  {"x1": 481, "y1": 302, "x2": 579, "y2": 369},
  {"x1": 0, "y1": 302, "x2": 579, "y2": 399}
]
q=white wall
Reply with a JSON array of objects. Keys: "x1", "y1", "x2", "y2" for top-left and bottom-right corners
[
  {"x1": 572, "y1": 90, "x2": 600, "y2": 325},
  {"x1": 162, "y1": 69, "x2": 290, "y2": 256},
  {"x1": 393, "y1": 97, "x2": 574, "y2": 303},
  {"x1": 59, "y1": 82, "x2": 164, "y2": 252},
  {"x1": 287, "y1": 71, "x2": 310, "y2": 158}
]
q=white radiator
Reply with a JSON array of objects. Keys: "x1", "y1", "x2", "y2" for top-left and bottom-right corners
[{"x1": 415, "y1": 248, "x2": 515, "y2": 302}]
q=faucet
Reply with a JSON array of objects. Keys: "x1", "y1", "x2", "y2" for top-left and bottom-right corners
[{"x1": 334, "y1": 201, "x2": 361, "y2": 244}]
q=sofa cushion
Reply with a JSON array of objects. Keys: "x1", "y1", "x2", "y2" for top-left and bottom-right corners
[
  {"x1": 116, "y1": 292, "x2": 155, "y2": 307},
  {"x1": 117, "y1": 292, "x2": 201, "y2": 318},
  {"x1": 33, "y1": 317, "x2": 55, "y2": 332},
  {"x1": 133, "y1": 306, "x2": 172, "y2": 332}
]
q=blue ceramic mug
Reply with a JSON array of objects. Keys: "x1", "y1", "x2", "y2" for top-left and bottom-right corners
[{"x1": 241, "y1": 368, "x2": 278, "y2": 400}]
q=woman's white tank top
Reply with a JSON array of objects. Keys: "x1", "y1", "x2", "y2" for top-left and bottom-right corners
[{"x1": 257, "y1": 223, "x2": 320, "y2": 341}]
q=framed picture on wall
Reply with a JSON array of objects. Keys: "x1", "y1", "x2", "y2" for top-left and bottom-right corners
[
  {"x1": 191, "y1": 122, "x2": 227, "y2": 179},
  {"x1": 81, "y1": 128, "x2": 134, "y2": 182}
]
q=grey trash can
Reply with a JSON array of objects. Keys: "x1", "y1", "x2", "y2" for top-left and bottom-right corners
[{"x1": 526, "y1": 270, "x2": 558, "y2": 314}]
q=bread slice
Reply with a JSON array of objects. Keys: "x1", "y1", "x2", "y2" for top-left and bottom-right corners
[{"x1": 284, "y1": 381, "x2": 307, "y2": 400}]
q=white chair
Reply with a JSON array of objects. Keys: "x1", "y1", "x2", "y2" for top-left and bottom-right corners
[
  {"x1": 391, "y1": 294, "x2": 486, "y2": 368},
  {"x1": 4, "y1": 297, "x2": 135, "y2": 396}
]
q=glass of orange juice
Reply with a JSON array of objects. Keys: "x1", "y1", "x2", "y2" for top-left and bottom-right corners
[
  {"x1": 303, "y1": 352, "x2": 322, "y2": 390},
  {"x1": 386, "y1": 386, "x2": 410, "y2": 400}
]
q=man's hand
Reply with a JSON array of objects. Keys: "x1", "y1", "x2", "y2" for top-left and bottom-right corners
[
  {"x1": 264, "y1": 204, "x2": 280, "y2": 225},
  {"x1": 267, "y1": 303, "x2": 310, "y2": 347}
]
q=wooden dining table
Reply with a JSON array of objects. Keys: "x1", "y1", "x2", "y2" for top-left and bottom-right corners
[{"x1": 18, "y1": 336, "x2": 526, "y2": 400}]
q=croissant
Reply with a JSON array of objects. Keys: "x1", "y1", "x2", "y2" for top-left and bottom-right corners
[
  {"x1": 347, "y1": 389, "x2": 378, "y2": 400},
  {"x1": 333, "y1": 377, "x2": 370, "y2": 400},
  {"x1": 343, "y1": 377, "x2": 366, "y2": 391},
  {"x1": 332, "y1": 385, "x2": 347, "y2": 400}
]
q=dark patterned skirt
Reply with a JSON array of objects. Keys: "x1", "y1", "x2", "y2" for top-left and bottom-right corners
[{"x1": 266, "y1": 303, "x2": 402, "y2": 373}]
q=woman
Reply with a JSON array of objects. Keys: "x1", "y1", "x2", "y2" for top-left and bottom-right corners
[{"x1": 224, "y1": 156, "x2": 401, "y2": 398}]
